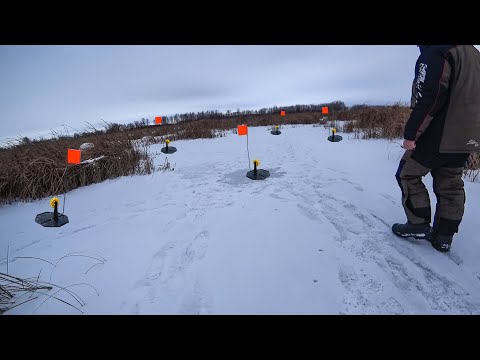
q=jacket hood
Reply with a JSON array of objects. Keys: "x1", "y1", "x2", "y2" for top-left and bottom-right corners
[{"x1": 417, "y1": 45, "x2": 430, "y2": 53}]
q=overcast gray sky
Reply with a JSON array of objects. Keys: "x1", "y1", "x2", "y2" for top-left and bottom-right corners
[{"x1": 1, "y1": 45, "x2": 473, "y2": 140}]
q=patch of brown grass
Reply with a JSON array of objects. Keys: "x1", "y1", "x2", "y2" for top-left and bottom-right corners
[
  {"x1": 0, "y1": 133, "x2": 153, "y2": 205},
  {"x1": 464, "y1": 152, "x2": 480, "y2": 181},
  {"x1": 335, "y1": 105, "x2": 411, "y2": 139}
]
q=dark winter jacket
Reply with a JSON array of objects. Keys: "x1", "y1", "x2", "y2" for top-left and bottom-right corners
[{"x1": 405, "y1": 45, "x2": 480, "y2": 154}]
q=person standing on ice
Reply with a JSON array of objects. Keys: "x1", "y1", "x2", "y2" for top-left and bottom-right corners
[{"x1": 392, "y1": 45, "x2": 480, "y2": 252}]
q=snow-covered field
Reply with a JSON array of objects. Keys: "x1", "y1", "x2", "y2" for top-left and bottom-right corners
[{"x1": 2, "y1": 125, "x2": 480, "y2": 314}]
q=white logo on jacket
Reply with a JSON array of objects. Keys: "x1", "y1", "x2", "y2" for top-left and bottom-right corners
[{"x1": 415, "y1": 63, "x2": 427, "y2": 97}]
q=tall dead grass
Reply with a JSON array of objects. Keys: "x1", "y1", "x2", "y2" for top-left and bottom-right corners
[
  {"x1": 2, "y1": 104, "x2": 479, "y2": 204},
  {"x1": 335, "y1": 105, "x2": 411, "y2": 140},
  {"x1": 0, "y1": 133, "x2": 153, "y2": 205}
]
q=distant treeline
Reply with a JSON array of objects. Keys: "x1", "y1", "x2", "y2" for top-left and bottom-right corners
[
  {"x1": 5, "y1": 101, "x2": 403, "y2": 147},
  {"x1": 103, "y1": 101, "x2": 349, "y2": 134},
  {"x1": 161, "y1": 101, "x2": 348, "y2": 124}
]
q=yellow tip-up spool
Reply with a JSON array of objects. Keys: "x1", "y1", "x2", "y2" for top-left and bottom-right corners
[{"x1": 50, "y1": 197, "x2": 59, "y2": 208}]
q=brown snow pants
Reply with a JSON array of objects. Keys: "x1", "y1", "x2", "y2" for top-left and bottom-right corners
[{"x1": 395, "y1": 150, "x2": 469, "y2": 236}]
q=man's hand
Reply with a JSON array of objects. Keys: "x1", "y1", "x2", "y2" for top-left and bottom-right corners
[{"x1": 403, "y1": 139, "x2": 416, "y2": 150}]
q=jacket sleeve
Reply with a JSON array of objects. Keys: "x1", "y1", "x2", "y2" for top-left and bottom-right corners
[
  {"x1": 410, "y1": 79, "x2": 417, "y2": 109},
  {"x1": 404, "y1": 49, "x2": 452, "y2": 141}
]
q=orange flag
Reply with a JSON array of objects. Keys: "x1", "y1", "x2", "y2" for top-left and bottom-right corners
[
  {"x1": 237, "y1": 124, "x2": 248, "y2": 136},
  {"x1": 155, "y1": 116, "x2": 163, "y2": 124},
  {"x1": 322, "y1": 107, "x2": 329, "y2": 115},
  {"x1": 67, "y1": 149, "x2": 81, "y2": 164}
]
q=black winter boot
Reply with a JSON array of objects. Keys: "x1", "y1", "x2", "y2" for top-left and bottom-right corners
[
  {"x1": 392, "y1": 221, "x2": 431, "y2": 239},
  {"x1": 429, "y1": 230, "x2": 453, "y2": 252}
]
